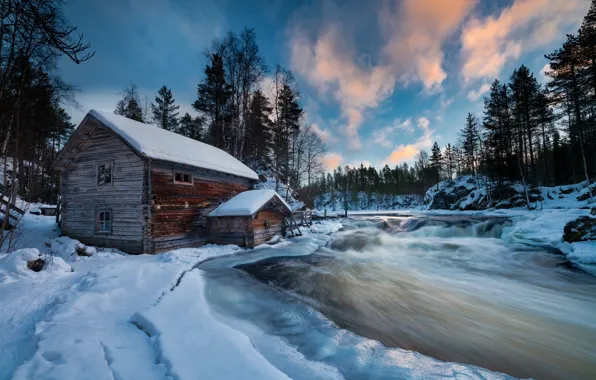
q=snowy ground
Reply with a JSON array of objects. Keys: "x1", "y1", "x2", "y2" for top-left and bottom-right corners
[
  {"x1": 0, "y1": 215, "x2": 344, "y2": 380},
  {"x1": 1, "y1": 201, "x2": 594, "y2": 379}
]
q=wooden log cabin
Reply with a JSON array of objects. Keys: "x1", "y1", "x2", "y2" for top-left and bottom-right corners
[
  {"x1": 208, "y1": 189, "x2": 292, "y2": 247},
  {"x1": 53, "y1": 109, "x2": 266, "y2": 254}
]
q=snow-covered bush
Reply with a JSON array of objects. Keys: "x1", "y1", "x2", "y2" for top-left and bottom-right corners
[{"x1": 0, "y1": 248, "x2": 71, "y2": 283}]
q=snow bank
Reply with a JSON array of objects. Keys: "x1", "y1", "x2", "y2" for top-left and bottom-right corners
[
  {"x1": 209, "y1": 189, "x2": 291, "y2": 217},
  {"x1": 426, "y1": 176, "x2": 596, "y2": 211},
  {"x1": 568, "y1": 241, "x2": 596, "y2": 265},
  {"x1": 89, "y1": 110, "x2": 258, "y2": 180},
  {"x1": 307, "y1": 220, "x2": 344, "y2": 235},
  {"x1": 503, "y1": 209, "x2": 596, "y2": 272},
  {"x1": 133, "y1": 270, "x2": 289, "y2": 380},
  {"x1": 8, "y1": 245, "x2": 242, "y2": 380},
  {"x1": 0, "y1": 248, "x2": 71, "y2": 283}
]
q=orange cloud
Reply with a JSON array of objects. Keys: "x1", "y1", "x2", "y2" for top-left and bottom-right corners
[
  {"x1": 291, "y1": 27, "x2": 394, "y2": 150},
  {"x1": 385, "y1": 145, "x2": 419, "y2": 165},
  {"x1": 290, "y1": 0, "x2": 476, "y2": 150},
  {"x1": 321, "y1": 152, "x2": 343, "y2": 171},
  {"x1": 381, "y1": 0, "x2": 477, "y2": 92},
  {"x1": 383, "y1": 117, "x2": 434, "y2": 165},
  {"x1": 461, "y1": 0, "x2": 588, "y2": 82}
]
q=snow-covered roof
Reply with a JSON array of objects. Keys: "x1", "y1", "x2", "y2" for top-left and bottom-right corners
[
  {"x1": 88, "y1": 110, "x2": 258, "y2": 181},
  {"x1": 209, "y1": 190, "x2": 292, "y2": 217}
]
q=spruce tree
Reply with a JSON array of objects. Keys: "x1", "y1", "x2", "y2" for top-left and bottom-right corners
[
  {"x1": 115, "y1": 83, "x2": 144, "y2": 122},
  {"x1": 461, "y1": 113, "x2": 479, "y2": 175},
  {"x1": 151, "y1": 85, "x2": 180, "y2": 131},
  {"x1": 430, "y1": 142, "x2": 443, "y2": 190}
]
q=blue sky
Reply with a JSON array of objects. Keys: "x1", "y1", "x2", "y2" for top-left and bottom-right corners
[{"x1": 60, "y1": 0, "x2": 590, "y2": 171}]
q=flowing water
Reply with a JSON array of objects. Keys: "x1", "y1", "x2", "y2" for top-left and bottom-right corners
[{"x1": 199, "y1": 215, "x2": 596, "y2": 380}]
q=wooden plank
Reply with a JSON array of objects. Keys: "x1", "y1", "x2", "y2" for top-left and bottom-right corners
[{"x1": 0, "y1": 198, "x2": 25, "y2": 215}]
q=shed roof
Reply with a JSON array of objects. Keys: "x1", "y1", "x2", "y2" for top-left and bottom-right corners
[
  {"x1": 58, "y1": 110, "x2": 258, "y2": 181},
  {"x1": 209, "y1": 190, "x2": 292, "y2": 217}
]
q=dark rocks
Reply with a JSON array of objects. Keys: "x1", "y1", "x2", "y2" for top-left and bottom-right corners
[
  {"x1": 75, "y1": 243, "x2": 93, "y2": 257},
  {"x1": 27, "y1": 258, "x2": 45, "y2": 272},
  {"x1": 563, "y1": 216, "x2": 596, "y2": 243}
]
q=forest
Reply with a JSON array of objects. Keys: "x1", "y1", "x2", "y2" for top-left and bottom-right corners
[
  {"x1": 110, "y1": 29, "x2": 326, "y2": 203},
  {"x1": 0, "y1": 0, "x2": 93, "y2": 234},
  {"x1": 305, "y1": 0, "x2": 596, "y2": 210},
  {"x1": 3, "y1": 0, "x2": 596, "y2": 214},
  {"x1": 0, "y1": 0, "x2": 326, "y2": 218}
]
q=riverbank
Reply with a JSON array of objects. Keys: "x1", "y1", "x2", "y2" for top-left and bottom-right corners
[{"x1": 1, "y1": 209, "x2": 594, "y2": 379}]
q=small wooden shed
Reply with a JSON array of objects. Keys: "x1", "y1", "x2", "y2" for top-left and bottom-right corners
[{"x1": 208, "y1": 189, "x2": 292, "y2": 247}]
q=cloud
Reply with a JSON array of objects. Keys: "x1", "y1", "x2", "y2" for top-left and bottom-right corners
[
  {"x1": 311, "y1": 123, "x2": 336, "y2": 143},
  {"x1": 435, "y1": 94, "x2": 454, "y2": 122},
  {"x1": 461, "y1": 0, "x2": 588, "y2": 82},
  {"x1": 467, "y1": 83, "x2": 491, "y2": 101},
  {"x1": 371, "y1": 118, "x2": 413, "y2": 148},
  {"x1": 383, "y1": 117, "x2": 434, "y2": 165},
  {"x1": 321, "y1": 152, "x2": 344, "y2": 171},
  {"x1": 539, "y1": 63, "x2": 552, "y2": 83},
  {"x1": 290, "y1": 27, "x2": 394, "y2": 150},
  {"x1": 289, "y1": 0, "x2": 476, "y2": 150},
  {"x1": 380, "y1": 0, "x2": 477, "y2": 92}
]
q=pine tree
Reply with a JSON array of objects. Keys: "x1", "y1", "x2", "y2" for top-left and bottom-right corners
[
  {"x1": 546, "y1": 35, "x2": 593, "y2": 201},
  {"x1": 509, "y1": 65, "x2": 541, "y2": 184},
  {"x1": 483, "y1": 79, "x2": 515, "y2": 181},
  {"x1": 151, "y1": 85, "x2": 180, "y2": 131},
  {"x1": 461, "y1": 113, "x2": 479, "y2": 175},
  {"x1": 430, "y1": 141, "x2": 443, "y2": 190},
  {"x1": 271, "y1": 67, "x2": 303, "y2": 190},
  {"x1": 245, "y1": 90, "x2": 273, "y2": 168},
  {"x1": 193, "y1": 53, "x2": 232, "y2": 149},
  {"x1": 115, "y1": 83, "x2": 144, "y2": 122}
]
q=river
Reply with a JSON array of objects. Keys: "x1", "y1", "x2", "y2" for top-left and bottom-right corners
[{"x1": 199, "y1": 215, "x2": 596, "y2": 380}]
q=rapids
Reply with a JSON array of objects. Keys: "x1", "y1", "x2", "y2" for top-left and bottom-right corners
[{"x1": 200, "y1": 215, "x2": 596, "y2": 380}]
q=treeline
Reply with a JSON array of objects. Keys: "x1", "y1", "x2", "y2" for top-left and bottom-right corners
[
  {"x1": 303, "y1": 162, "x2": 432, "y2": 210},
  {"x1": 426, "y1": 0, "x2": 596, "y2": 205},
  {"x1": 114, "y1": 28, "x2": 326, "y2": 195},
  {"x1": 306, "y1": 1, "x2": 596, "y2": 209},
  {"x1": 0, "y1": 0, "x2": 92, "y2": 216}
]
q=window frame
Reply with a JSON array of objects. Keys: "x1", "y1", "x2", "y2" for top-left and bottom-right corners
[
  {"x1": 95, "y1": 210, "x2": 112, "y2": 234},
  {"x1": 173, "y1": 170, "x2": 194, "y2": 186},
  {"x1": 97, "y1": 162, "x2": 114, "y2": 186}
]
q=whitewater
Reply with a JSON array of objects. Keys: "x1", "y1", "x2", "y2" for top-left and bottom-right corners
[{"x1": 200, "y1": 215, "x2": 596, "y2": 380}]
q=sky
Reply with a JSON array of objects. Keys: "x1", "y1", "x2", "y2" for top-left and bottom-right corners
[{"x1": 60, "y1": 0, "x2": 590, "y2": 172}]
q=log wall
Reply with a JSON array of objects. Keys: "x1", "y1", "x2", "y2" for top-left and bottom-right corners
[
  {"x1": 150, "y1": 161, "x2": 252, "y2": 252},
  {"x1": 251, "y1": 211, "x2": 285, "y2": 246},
  {"x1": 59, "y1": 122, "x2": 146, "y2": 253},
  {"x1": 209, "y1": 216, "x2": 253, "y2": 246}
]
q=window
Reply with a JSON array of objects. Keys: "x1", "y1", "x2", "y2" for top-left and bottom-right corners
[
  {"x1": 96, "y1": 211, "x2": 112, "y2": 234},
  {"x1": 97, "y1": 163, "x2": 113, "y2": 185},
  {"x1": 173, "y1": 171, "x2": 193, "y2": 185}
]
